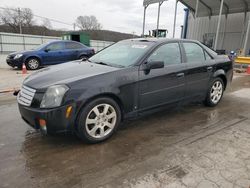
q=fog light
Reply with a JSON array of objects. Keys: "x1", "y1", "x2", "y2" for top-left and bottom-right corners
[
  {"x1": 66, "y1": 106, "x2": 72, "y2": 118},
  {"x1": 39, "y1": 119, "x2": 46, "y2": 127},
  {"x1": 39, "y1": 119, "x2": 47, "y2": 134}
]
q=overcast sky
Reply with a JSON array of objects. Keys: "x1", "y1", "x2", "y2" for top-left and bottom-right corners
[{"x1": 1, "y1": 0, "x2": 186, "y2": 37}]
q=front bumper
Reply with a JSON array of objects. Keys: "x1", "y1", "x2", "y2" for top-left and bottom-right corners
[
  {"x1": 6, "y1": 58, "x2": 23, "y2": 68},
  {"x1": 18, "y1": 103, "x2": 76, "y2": 134}
]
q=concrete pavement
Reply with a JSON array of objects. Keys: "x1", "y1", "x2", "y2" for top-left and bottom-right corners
[{"x1": 0, "y1": 54, "x2": 9, "y2": 69}]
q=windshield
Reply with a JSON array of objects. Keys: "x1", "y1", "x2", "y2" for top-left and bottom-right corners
[
  {"x1": 33, "y1": 43, "x2": 49, "y2": 50},
  {"x1": 89, "y1": 41, "x2": 153, "y2": 67}
]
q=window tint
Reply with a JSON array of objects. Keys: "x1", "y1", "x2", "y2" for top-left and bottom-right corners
[
  {"x1": 46, "y1": 42, "x2": 64, "y2": 51},
  {"x1": 183, "y1": 42, "x2": 205, "y2": 63},
  {"x1": 148, "y1": 43, "x2": 181, "y2": 65},
  {"x1": 204, "y1": 51, "x2": 212, "y2": 60},
  {"x1": 65, "y1": 42, "x2": 84, "y2": 49}
]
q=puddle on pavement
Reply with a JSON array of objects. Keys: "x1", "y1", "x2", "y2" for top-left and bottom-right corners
[{"x1": 230, "y1": 88, "x2": 250, "y2": 99}]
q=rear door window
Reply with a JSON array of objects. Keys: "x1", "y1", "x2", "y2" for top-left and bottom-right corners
[
  {"x1": 183, "y1": 42, "x2": 205, "y2": 63},
  {"x1": 65, "y1": 42, "x2": 84, "y2": 49}
]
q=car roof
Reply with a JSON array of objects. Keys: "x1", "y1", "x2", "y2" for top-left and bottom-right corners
[
  {"x1": 47, "y1": 40, "x2": 82, "y2": 44},
  {"x1": 123, "y1": 38, "x2": 201, "y2": 44},
  {"x1": 123, "y1": 38, "x2": 218, "y2": 57}
]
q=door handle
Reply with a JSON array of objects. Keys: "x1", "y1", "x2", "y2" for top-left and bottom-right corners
[
  {"x1": 207, "y1": 66, "x2": 213, "y2": 71},
  {"x1": 176, "y1": 73, "x2": 184, "y2": 78}
]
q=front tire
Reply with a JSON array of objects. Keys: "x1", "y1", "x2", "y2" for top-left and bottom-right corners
[
  {"x1": 79, "y1": 55, "x2": 88, "y2": 60},
  {"x1": 26, "y1": 58, "x2": 40, "y2": 70},
  {"x1": 204, "y1": 77, "x2": 224, "y2": 107},
  {"x1": 76, "y1": 97, "x2": 121, "y2": 144}
]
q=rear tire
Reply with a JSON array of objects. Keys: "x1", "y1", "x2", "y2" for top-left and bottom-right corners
[
  {"x1": 204, "y1": 77, "x2": 225, "y2": 107},
  {"x1": 76, "y1": 97, "x2": 121, "y2": 144},
  {"x1": 26, "y1": 58, "x2": 40, "y2": 70}
]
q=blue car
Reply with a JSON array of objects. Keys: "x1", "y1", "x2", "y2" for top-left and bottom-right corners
[{"x1": 6, "y1": 40, "x2": 95, "y2": 70}]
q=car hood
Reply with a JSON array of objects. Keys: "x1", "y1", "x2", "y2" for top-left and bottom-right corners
[
  {"x1": 9, "y1": 50, "x2": 37, "y2": 56},
  {"x1": 23, "y1": 61, "x2": 120, "y2": 90}
]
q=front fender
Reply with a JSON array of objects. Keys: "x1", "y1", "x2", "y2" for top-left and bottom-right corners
[{"x1": 69, "y1": 86, "x2": 121, "y2": 116}]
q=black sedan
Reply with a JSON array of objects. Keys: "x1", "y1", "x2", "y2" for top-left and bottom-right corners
[
  {"x1": 17, "y1": 38, "x2": 233, "y2": 143},
  {"x1": 7, "y1": 40, "x2": 95, "y2": 70}
]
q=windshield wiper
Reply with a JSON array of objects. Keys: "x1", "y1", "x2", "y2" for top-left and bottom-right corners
[
  {"x1": 93, "y1": 61, "x2": 125, "y2": 68},
  {"x1": 94, "y1": 61, "x2": 109, "y2": 66}
]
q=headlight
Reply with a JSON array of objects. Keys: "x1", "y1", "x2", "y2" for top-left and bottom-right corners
[
  {"x1": 14, "y1": 54, "x2": 23, "y2": 59},
  {"x1": 40, "y1": 85, "x2": 69, "y2": 108}
]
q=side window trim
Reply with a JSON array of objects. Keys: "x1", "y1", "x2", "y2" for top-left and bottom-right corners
[{"x1": 204, "y1": 49, "x2": 213, "y2": 60}]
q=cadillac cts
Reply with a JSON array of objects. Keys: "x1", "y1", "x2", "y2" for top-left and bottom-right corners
[{"x1": 17, "y1": 38, "x2": 233, "y2": 143}]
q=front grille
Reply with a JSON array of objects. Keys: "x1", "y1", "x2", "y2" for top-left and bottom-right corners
[{"x1": 17, "y1": 85, "x2": 36, "y2": 107}]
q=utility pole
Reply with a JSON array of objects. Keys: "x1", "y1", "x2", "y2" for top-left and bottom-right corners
[
  {"x1": 18, "y1": 8, "x2": 22, "y2": 34},
  {"x1": 132, "y1": 31, "x2": 136, "y2": 38},
  {"x1": 73, "y1": 23, "x2": 76, "y2": 31}
]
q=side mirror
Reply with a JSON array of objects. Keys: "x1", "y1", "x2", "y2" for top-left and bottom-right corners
[
  {"x1": 44, "y1": 49, "x2": 50, "y2": 52},
  {"x1": 143, "y1": 61, "x2": 164, "y2": 71}
]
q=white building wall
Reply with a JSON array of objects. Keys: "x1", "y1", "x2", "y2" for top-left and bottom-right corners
[{"x1": 186, "y1": 12, "x2": 250, "y2": 54}]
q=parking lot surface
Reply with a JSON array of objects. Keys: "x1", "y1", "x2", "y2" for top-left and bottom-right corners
[
  {"x1": 0, "y1": 74, "x2": 250, "y2": 188},
  {"x1": 0, "y1": 68, "x2": 29, "y2": 92}
]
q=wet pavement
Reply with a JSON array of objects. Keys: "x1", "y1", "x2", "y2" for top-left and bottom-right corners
[{"x1": 0, "y1": 74, "x2": 250, "y2": 188}]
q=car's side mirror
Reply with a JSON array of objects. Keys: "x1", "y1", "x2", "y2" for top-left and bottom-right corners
[
  {"x1": 143, "y1": 61, "x2": 164, "y2": 71},
  {"x1": 44, "y1": 49, "x2": 50, "y2": 52}
]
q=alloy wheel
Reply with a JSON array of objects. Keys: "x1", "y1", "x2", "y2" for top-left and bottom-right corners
[
  {"x1": 85, "y1": 103, "x2": 117, "y2": 139},
  {"x1": 27, "y1": 59, "x2": 39, "y2": 70},
  {"x1": 210, "y1": 81, "x2": 223, "y2": 104}
]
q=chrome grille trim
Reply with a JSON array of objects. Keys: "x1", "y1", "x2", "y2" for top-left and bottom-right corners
[{"x1": 17, "y1": 85, "x2": 36, "y2": 106}]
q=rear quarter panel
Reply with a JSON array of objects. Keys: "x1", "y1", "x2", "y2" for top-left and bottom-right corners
[{"x1": 213, "y1": 55, "x2": 233, "y2": 87}]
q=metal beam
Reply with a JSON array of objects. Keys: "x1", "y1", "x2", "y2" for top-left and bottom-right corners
[
  {"x1": 195, "y1": 0, "x2": 199, "y2": 18},
  {"x1": 214, "y1": 0, "x2": 224, "y2": 50},
  {"x1": 199, "y1": 0, "x2": 213, "y2": 16},
  {"x1": 241, "y1": 0, "x2": 249, "y2": 12},
  {"x1": 142, "y1": 5, "x2": 148, "y2": 36},
  {"x1": 173, "y1": 0, "x2": 178, "y2": 38},
  {"x1": 156, "y1": 1, "x2": 163, "y2": 38},
  {"x1": 178, "y1": 0, "x2": 195, "y2": 13},
  {"x1": 181, "y1": 0, "x2": 212, "y2": 17},
  {"x1": 243, "y1": 19, "x2": 250, "y2": 56},
  {"x1": 218, "y1": 0, "x2": 229, "y2": 15},
  {"x1": 240, "y1": 12, "x2": 247, "y2": 48},
  {"x1": 221, "y1": 16, "x2": 227, "y2": 49}
]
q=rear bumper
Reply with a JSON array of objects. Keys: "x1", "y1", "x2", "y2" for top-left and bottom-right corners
[{"x1": 18, "y1": 103, "x2": 76, "y2": 133}]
